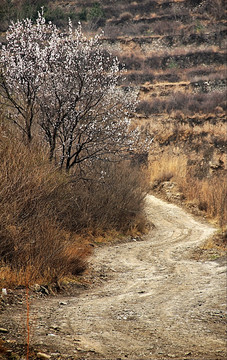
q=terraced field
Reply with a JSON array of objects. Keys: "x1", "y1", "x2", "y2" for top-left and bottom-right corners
[{"x1": 53, "y1": 1, "x2": 227, "y2": 177}]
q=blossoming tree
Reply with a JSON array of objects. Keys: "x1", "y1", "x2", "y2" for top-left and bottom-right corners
[{"x1": 0, "y1": 12, "x2": 151, "y2": 171}]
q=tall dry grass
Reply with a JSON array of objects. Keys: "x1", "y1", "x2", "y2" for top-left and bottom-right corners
[
  {"x1": 150, "y1": 153, "x2": 187, "y2": 184},
  {"x1": 179, "y1": 175, "x2": 227, "y2": 229},
  {"x1": 149, "y1": 152, "x2": 227, "y2": 228},
  {"x1": 0, "y1": 126, "x2": 148, "y2": 286},
  {"x1": 0, "y1": 131, "x2": 88, "y2": 286}
]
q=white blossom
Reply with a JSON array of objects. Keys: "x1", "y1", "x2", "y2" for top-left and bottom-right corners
[{"x1": 0, "y1": 14, "x2": 153, "y2": 170}]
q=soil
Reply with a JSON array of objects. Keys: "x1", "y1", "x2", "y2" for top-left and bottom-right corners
[{"x1": 1, "y1": 195, "x2": 226, "y2": 360}]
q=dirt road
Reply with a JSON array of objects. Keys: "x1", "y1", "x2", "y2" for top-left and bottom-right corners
[{"x1": 2, "y1": 195, "x2": 227, "y2": 359}]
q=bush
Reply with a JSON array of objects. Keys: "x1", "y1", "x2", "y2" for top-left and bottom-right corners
[
  {"x1": 118, "y1": 54, "x2": 144, "y2": 70},
  {"x1": 189, "y1": 0, "x2": 226, "y2": 20},
  {"x1": 0, "y1": 131, "x2": 77, "y2": 272},
  {"x1": 85, "y1": 2, "x2": 106, "y2": 29},
  {"x1": 124, "y1": 72, "x2": 155, "y2": 85},
  {"x1": 0, "y1": 0, "x2": 78, "y2": 29},
  {"x1": 104, "y1": 22, "x2": 150, "y2": 37},
  {"x1": 44, "y1": 7, "x2": 77, "y2": 27},
  {"x1": 119, "y1": 12, "x2": 133, "y2": 22},
  {"x1": 136, "y1": 91, "x2": 227, "y2": 116},
  {"x1": 136, "y1": 99, "x2": 165, "y2": 115},
  {"x1": 157, "y1": 73, "x2": 180, "y2": 83},
  {"x1": 0, "y1": 127, "x2": 148, "y2": 284},
  {"x1": 51, "y1": 160, "x2": 148, "y2": 233},
  {"x1": 128, "y1": 1, "x2": 158, "y2": 15},
  {"x1": 152, "y1": 20, "x2": 180, "y2": 35},
  {"x1": 149, "y1": 152, "x2": 227, "y2": 228},
  {"x1": 145, "y1": 56, "x2": 162, "y2": 70}
]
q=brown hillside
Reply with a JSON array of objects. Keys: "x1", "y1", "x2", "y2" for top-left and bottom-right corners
[
  {"x1": 65, "y1": 0, "x2": 226, "y2": 226},
  {"x1": 0, "y1": 0, "x2": 226, "y2": 224}
]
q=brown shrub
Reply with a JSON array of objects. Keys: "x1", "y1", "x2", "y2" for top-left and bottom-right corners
[
  {"x1": 0, "y1": 132, "x2": 88, "y2": 284},
  {"x1": 152, "y1": 20, "x2": 180, "y2": 35},
  {"x1": 189, "y1": 0, "x2": 226, "y2": 20},
  {"x1": 137, "y1": 91, "x2": 227, "y2": 116},
  {"x1": 103, "y1": 24, "x2": 122, "y2": 38},
  {"x1": 156, "y1": 73, "x2": 180, "y2": 83},
  {"x1": 128, "y1": 1, "x2": 158, "y2": 15},
  {"x1": 136, "y1": 99, "x2": 165, "y2": 115},
  {"x1": 0, "y1": 126, "x2": 148, "y2": 285},
  {"x1": 119, "y1": 12, "x2": 133, "y2": 22},
  {"x1": 118, "y1": 54, "x2": 144, "y2": 70},
  {"x1": 124, "y1": 72, "x2": 155, "y2": 85},
  {"x1": 179, "y1": 175, "x2": 227, "y2": 228},
  {"x1": 55, "y1": 161, "x2": 149, "y2": 233},
  {"x1": 104, "y1": 21, "x2": 150, "y2": 37}
]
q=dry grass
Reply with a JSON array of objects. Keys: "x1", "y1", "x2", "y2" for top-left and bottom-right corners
[
  {"x1": 179, "y1": 175, "x2": 227, "y2": 228},
  {"x1": 150, "y1": 153, "x2": 187, "y2": 184},
  {"x1": 148, "y1": 115, "x2": 226, "y2": 230},
  {"x1": 0, "y1": 231, "x2": 91, "y2": 288},
  {"x1": 0, "y1": 125, "x2": 148, "y2": 287},
  {"x1": 149, "y1": 151, "x2": 227, "y2": 228},
  {"x1": 0, "y1": 132, "x2": 90, "y2": 286}
]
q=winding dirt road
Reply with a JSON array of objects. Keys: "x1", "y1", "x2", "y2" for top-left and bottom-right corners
[{"x1": 3, "y1": 195, "x2": 227, "y2": 359}]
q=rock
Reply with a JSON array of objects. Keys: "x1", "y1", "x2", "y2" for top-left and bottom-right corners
[
  {"x1": 31, "y1": 284, "x2": 41, "y2": 292},
  {"x1": 0, "y1": 328, "x2": 8, "y2": 333},
  {"x1": 40, "y1": 286, "x2": 49, "y2": 295},
  {"x1": 37, "y1": 352, "x2": 51, "y2": 359},
  {"x1": 59, "y1": 301, "x2": 67, "y2": 306},
  {"x1": 1, "y1": 288, "x2": 7, "y2": 296},
  {"x1": 50, "y1": 325, "x2": 61, "y2": 331},
  {"x1": 209, "y1": 159, "x2": 224, "y2": 170},
  {"x1": 174, "y1": 192, "x2": 184, "y2": 200},
  {"x1": 6, "y1": 350, "x2": 12, "y2": 354}
]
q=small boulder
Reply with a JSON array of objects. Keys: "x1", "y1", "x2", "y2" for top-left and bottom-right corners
[
  {"x1": 1, "y1": 288, "x2": 7, "y2": 296},
  {"x1": 37, "y1": 352, "x2": 51, "y2": 359},
  {"x1": 31, "y1": 284, "x2": 41, "y2": 292},
  {"x1": 0, "y1": 328, "x2": 8, "y2": 333},
  {"x1": 40, "y1": 286, "x2": 49, "y2": 295}
]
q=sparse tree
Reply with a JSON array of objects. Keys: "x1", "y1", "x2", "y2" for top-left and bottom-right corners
[
  {"x1": 0, "y1": 13, "x2": 57, "y2": 141},
  {"x1": 0, "y1": 12, "x2": 151, "y2": 171}
]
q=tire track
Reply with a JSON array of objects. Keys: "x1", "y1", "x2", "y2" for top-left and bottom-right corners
[{"x1": 4, "y1": 195, "x2": 227, "y2": 359}]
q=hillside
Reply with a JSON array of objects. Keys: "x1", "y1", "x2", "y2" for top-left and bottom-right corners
[
  {"x1": 57, "y1": 0, "x2": 227, "y2": 226},
  {"x1": 0, "y1": 0, "x2": 226, "y2": 270},
  {"x1": 0, "y1": 0, "x2": 226, "y2": 257},
  {"x1": 0, "y1": 1, "x2": 226, "y2": 359}
]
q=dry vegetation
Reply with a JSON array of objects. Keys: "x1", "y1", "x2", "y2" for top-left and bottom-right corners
[
  {"x1": 0, "y1": 2, "x2": 226, "y2": 360},
  {"x1": 111, "y1": 1, "x2": 226, "y2": 237},
  {"x1": 0, "y1": 0, "x2": 226, "y2": 287},
  {"x1": 149, "y1": 150, "x2": 227, "y2": 228},
  {"x1": 0, "y1": 124, "x2": 148, "y2": 287}
]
